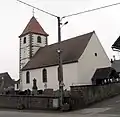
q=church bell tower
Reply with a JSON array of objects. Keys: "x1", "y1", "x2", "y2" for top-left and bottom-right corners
[{"x1": 19, "y1": 16, "x2": 48, "y2": 90}]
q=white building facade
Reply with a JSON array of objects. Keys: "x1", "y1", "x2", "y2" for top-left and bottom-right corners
[
  {"x1": 21, "y1": 63, "x2": 78, "y2": 90},
  {"x1": 77, "y1": 33, "x2": 111, "y2": 85},
  {"x1": 19, "y1": 16, "x2": 111, "y2": 91}
]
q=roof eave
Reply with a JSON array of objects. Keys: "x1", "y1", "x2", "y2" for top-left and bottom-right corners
[
  {"x1": 22, "y1": 60, "x2": 78, "y2": 71},
  {"x1": 19, "y1": 32, "x2": 49, "y2": 38},
  {"x1": 112, "y1": 46, "x2": 120, "y2": 51}
]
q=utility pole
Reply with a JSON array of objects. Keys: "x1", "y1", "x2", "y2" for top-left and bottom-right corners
[{"x1": 57, "y1": 17, "x2": 64, "y2": 107}]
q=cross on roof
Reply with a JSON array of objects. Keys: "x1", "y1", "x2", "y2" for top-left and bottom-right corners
[{"x1": 32, "y1": 8, "x2": 35, "y2": 16}]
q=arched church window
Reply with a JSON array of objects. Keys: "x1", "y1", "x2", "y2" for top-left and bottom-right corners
[
  {"x1": 23, "y1": 37, "x2": 26, "y2": 44},
  {"x1": 37, "y1": 36, "x2": 41, "y2": 43},
  {"x1": 42, "y1": 69, "x2": 47, "y2": 82},
  {"x1": 26, "y1": 71, "x2": 30, "y2": 84}
]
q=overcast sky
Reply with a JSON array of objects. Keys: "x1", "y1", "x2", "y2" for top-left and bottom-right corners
[{"x1": 0, "y1": 0, "x2": 120, "y2": 80}]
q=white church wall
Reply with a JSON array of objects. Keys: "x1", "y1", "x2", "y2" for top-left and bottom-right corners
[
  {"x1": 21, "y1": 59, "x2": 30, "y2": 69},
  {"x1": 63, "y1": 62, "x2": 78, "y2": 90},
  {"x1": 46, "y1": 62, "x2": 78, "y2": 90},
  {"x1": 21, "y1": 69, "x2": 42, "y2": 90},
  {"x1": 21, "y1": 47, "x2": 29, "y2": 60},
  {"x1": 77, "y1": 32, "x2": 111, "y2": 85},
  {"x1": 21, "y1": 62, "x2": 78, "y2": 91}
]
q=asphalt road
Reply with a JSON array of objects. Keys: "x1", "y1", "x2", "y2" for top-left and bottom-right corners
[{"x1": 1, "y1": 95, "x2": 120, "y2": 117}]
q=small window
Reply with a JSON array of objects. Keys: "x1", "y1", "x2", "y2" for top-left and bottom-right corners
[
  {"x1": 37, "y1": 36, "x2": 41, "y2": 43},
  {"x1": 26, "y1": 71, "x2": 30, "y2": 84},
  {"x1": 17, "y1": 84, "x2": 19, "y2": 89},
  {"x1": 95, "y1": 53, "x2": 97, "y2": 56},
  {"x1": 42, "y1": 69, "x2": 47, "y2": 82},
  {"x1": 23, "y1": 37, "x2": 26, "y2": 44}
]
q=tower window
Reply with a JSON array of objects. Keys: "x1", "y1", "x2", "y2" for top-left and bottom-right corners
[
  {"x1": 42, "y1": 69, "x2": 47, "y2": 83},
  {"x1": 37, "y1": 36, "x2": 41, "y2": 43},
  {"x1": 23, "y1": 37, "x2": 26, "y2": 44},
  {"x1": 26, "y1": 71, "x2": 30, "y2": 84}
]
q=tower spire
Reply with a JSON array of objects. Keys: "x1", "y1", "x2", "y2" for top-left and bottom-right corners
[{"x1": 19, "y1": 16, "x2": 48, "y2": 37}]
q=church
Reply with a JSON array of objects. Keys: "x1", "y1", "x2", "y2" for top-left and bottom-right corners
[{"x1": 19, "y1": 16, "x2": 111, "y2": 91}]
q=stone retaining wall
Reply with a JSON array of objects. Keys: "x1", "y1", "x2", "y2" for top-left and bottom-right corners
[
  {"x1": 0, "y1": 95, "x2": 59, "y2": 110},
  {"x1": 70, "y1": 83, "x2": 120, "y2": 109},
  {"x1": 0, "y1": 83, "x2": 120, "y2": 111}
]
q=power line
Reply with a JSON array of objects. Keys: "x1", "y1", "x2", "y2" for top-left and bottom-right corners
[
  {"x1": 62, "y1": 2, "x2": 120, "y2": 19},
  {"x1": 17, "y1": 0, "x2": 120, "y2": 20},
  {"x1": 17, "y1": 0, "x2": 58, "y2": 18}
]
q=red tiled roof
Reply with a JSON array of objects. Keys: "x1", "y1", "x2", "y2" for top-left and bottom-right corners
[{"x1": 19, "y1": 16, "x2": 48, "y2": 37}]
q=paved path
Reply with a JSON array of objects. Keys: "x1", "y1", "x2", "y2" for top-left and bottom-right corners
[{"x1": 1, "y1": 95, "x2": 120, "y2": 117}]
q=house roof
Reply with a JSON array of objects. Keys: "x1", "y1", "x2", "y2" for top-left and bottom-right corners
[
  {"x1": 0, "y1": 72, "x2": 15, "y2": 91},
  {"x1": 22, "y1": 31, "x2": 94, "y2": 71},
  {"x1": 19, "y1": 16, "x2": 48, "y2": 37},
  {"x1": 112, "y1": 36, "x2": 120, "y2": 50},
  {"x1": 92, "y1": 67, "x2": 116, "y2": 80}
]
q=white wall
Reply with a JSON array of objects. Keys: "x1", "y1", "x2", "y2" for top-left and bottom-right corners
[
  {"x1": 77, "y1": 32, "x2": 111, "y2": 85},
  {"x1": 21, "y1": 62, "x2": 78, "y2": 91}
]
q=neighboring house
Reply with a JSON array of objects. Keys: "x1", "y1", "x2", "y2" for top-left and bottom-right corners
[
  {"x1": 0, "y1": 72, "x2": 15, "y2": 92},
  {"x1": 111, "y1": 35, "x2": 120, "y2": 75},
  {"x1": 19, "y1": 16, "x2": 111, "y2": 91}
]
